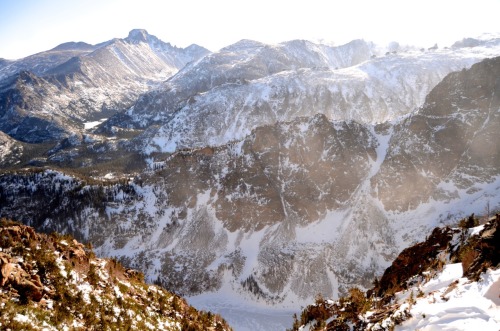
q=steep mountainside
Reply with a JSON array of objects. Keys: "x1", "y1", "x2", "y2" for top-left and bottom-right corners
[
  {"x1": 374, "y1": 56, "x2": 500, "y2": 212},
  {"x1": 289, "y1": 215, "x2": 500, "y2": 330},
  {"x1": 0, "y1": 29, "x2": 209, "y2": 143},
  {"x1": 1, "y1": 56, "x2": 499, "y2": 315},
  {"x1": 107, "y1": 38, "x2": 376, "y2": 129},
  {"x1": 0, "y1": 219, "x2": 232, "y2": 331},
  {"x1": 110, "y1": 39, "x2": 500, "y2": 153}
]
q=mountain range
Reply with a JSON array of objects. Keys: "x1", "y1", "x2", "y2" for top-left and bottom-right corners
[
  {"x1": 0, "y1": 29, "x2": 208, "y2": 143},
  {"x1": 0, "y1": 30, "x2": 499, "y2": 330}
]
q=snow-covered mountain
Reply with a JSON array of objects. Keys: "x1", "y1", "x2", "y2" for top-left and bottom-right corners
[
  {"x1": 374, "y1": 56, "x2": 500, "y2": 213},
  {"x1": 105, "y1": 38, "x2": 500, "y2": 153},
  {"x1": 101, "y1": 38, "x2": 376, "y2": 131},
  {"x1": 0, "y1": 33, "x2": 499, "y2": 331},
  {"x1": 0, "y1": 29, "x2": 209, "y2": 143},
  {"x1": 0, "y1": 41, "x2": 98, "y2": 81}
]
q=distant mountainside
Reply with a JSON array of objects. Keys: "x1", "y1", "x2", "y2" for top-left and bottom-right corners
[
  {"x1": 0, "y1": 29, "x2": 209, "y2": 143},
  {"x1": 0, "y1": 219, "x2": 232, "y2": 330},
  {"x1": 289, "y1": 214, "x2": 500, "y2": 330},
  {"x1": 0, "y1": 32, "x2": 499, "y2": 331},
  {"x1": 109, "y1": 39, "x2": 499, "y2": 153},
  {"x1": 0, "y1": 41, "x2": 98, "y2": 81},
  {"x1": 374, "y1": 56, "x2": 500, "y2": 212},
  {"x1": 1, "y1": 54, "x2": 499, "y2": 310}
]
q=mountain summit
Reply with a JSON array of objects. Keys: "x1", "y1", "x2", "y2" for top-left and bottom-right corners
[
  {"x1": 127, "y1": 29, "x2": 151, "y2": 43},
  {"x1": 0, "y1": 30, "x2": 209, "y2": 143}
]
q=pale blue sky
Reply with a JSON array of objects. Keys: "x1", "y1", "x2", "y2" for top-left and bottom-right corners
[{"x1": 1, "y1": 0, "x2": 499, "y2": 59}]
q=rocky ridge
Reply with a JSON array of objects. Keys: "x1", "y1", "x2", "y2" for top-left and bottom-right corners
[
  {"x1": 289, "y1": 214, "x2": 500, "y2": 330},
  {"x1": 123, "y1": 39, "x2": 500, "y2": 153},
  {"x1": 0, "y1": 219, "x2": 232, "y2": 331}
]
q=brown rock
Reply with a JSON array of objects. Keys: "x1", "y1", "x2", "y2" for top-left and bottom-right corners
[
  {"x1": 69, "y1": 246, "x2": 86, "y2": 261},
  {"x1": 1, "y1": 262, "x2": 15, "y2": 286},
  {"x1": 17, "y1": 277, "x2": 44, "y2": 302}
]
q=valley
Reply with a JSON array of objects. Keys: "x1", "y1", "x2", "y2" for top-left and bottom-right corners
[{"x1": 1, "y1": 30, "x2": 499, "y2": 330}]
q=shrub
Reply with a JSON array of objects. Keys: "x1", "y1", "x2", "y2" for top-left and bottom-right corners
[
  {"x1": 459, "y1": 213, "x2": 479, "y2": 229},
  {"x1": 460, "y1": 245, "x2": 480, "y2": 272}
]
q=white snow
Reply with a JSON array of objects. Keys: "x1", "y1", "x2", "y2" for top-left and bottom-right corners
[
  {"x1": 396, "y1": 267, "x2": 500, "y2": 331},
  {"x1": 84, "y1": 119, "x2": 107, "y2": 130},
  {"x1": 188, "y1": 291, "x2": 296, "y2": 331},
  {"x1": 14, "y1": 313, "x2": 30, "y2": 323},
  {"x1": 143, "y1": 39, "x2": 500, "y2": 154}
]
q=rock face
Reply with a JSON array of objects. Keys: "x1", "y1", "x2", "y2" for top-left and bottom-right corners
[
  {"x1": 1, "y1": 57, "x2": 500, "y2": 316},
  {"x1": 0, "y1": 114, "x2": 380, "y2": 299},
  {"x1": 373, "y1": 56, "x2": 500, "y2": 212},
  {"x1": 0, "y1": 224, "x2": 44, "y2": 302},
  {"x1": 461, "y1": 215, "x2": 500, "y2": 279},
  {"x1": 0, "y1": 219, "x2": 232, "y2": 331},
  {"x1": 0, "y1": 29, "x2": 209, "y2": 143},
  {"x1": 375, "y1": 226, "x2": 458, "y2": 296}
]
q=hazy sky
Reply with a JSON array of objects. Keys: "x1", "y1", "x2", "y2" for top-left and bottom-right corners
[{"x1": 1, "y1": 0, "x2": 499, "y2": 59}]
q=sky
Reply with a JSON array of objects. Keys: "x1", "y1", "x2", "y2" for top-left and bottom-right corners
[{"x1": 1, "y1": 0, "x2": 499, "y2": 60}]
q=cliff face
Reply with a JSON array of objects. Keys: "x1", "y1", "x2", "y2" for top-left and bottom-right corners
[
  {"x1": 373, "y1": 56, "x2": 500, "y2": 212},
  {"x1": 0, "y1": 219, "x2": 232, "y2": 331},
  {"x1": 1, "y1": 57, "x2": 500, "y2": 315}
]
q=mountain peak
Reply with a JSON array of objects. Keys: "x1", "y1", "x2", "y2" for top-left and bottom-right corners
[{"x1": 127, "y1": 29, "x2": 150, "y2": 43}]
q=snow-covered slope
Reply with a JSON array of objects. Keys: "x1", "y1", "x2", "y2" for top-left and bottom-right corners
[
  {"x1": 0, "y1": 41, "x2": 98, "y2": 81},
  {"x1": 374, "y1": 56, "x2": 500, "y2": 212},
  {"x1": 290, "y1": 216, "x2": 500, "y2": 330},
  {"x1": 0, "y1": 131, "x2": 23, "y2": 166},
  {"x1": 104, "y1": 38, "x2": 375, "y2": 131},
  {"x1": 119, "y1": 38, "x2": 500, "y2": 153},
  {"x1": 396, "y1": 265, "x2": 500, "y2": 330}
]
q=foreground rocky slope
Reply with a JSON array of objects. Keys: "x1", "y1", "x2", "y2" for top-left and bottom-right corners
[
  {"x1": 289, "y1": 214, "x2": 500, "y2": 330},
  {"x1": 0, "y1": 219, "x2": 232, "y2": 331}
]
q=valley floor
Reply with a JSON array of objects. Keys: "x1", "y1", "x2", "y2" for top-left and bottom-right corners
[{"x1": 188, "y1": 293, "x2": 297, "y2": 331}]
